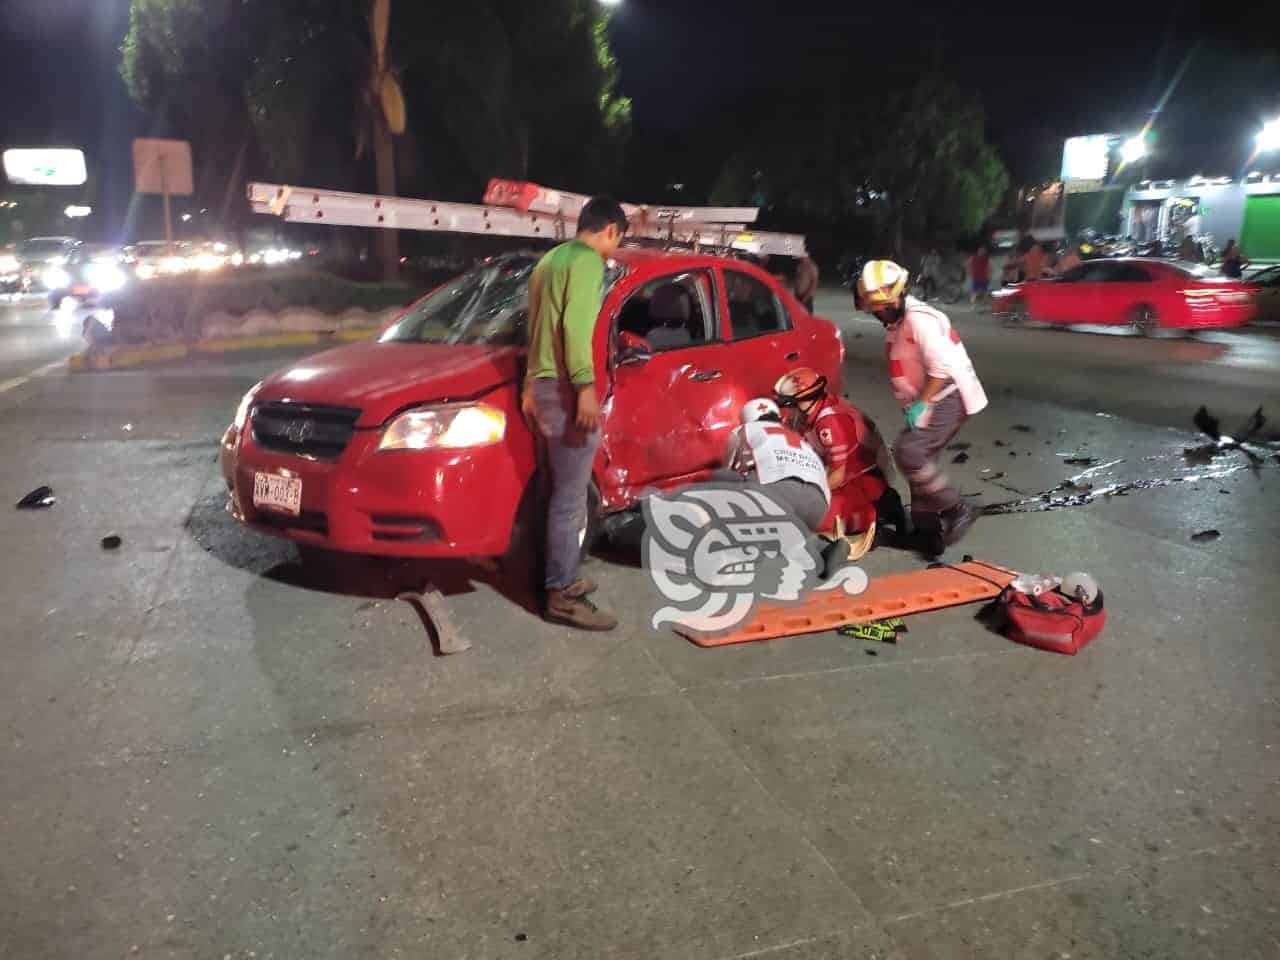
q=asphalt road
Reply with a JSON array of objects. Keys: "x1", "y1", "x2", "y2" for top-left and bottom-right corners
[
  {"x1": 0, "y1": 294, "x2": 84, "y2": 389},
  {"x1": 815, "y1": 288, "x2": 1280, "y2": 437},
  {"x1": 1, "y1": 291, "x2": 1278, "y2": 958}
]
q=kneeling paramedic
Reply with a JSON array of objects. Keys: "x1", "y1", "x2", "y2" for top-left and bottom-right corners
[
  {"x1": 856, "y1": 260, "x2": 987, "y2": 548},
  {"x1": 772, "y1": 367, "x2": 905, "y2": 552},
  {"x1": 716, "y1": 398, "x2": 851, "y2": 577}
]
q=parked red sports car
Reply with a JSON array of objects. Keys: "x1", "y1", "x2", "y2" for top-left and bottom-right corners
[
  {"x1": 991, "y1": 258, "x2": 1256, "y2": 333},
  {"x1": 220, "y1": 248, "x2": 845, "y2": 558}
]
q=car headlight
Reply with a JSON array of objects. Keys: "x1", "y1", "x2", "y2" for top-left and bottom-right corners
[
  {"x1": 43, "y1": 266, "x2": 71, "y2": 290},
  {"x1": 85, "y1": 262, "x2": 126, "y2": 293},
  {"x1": 378, "y1": 403, "x2": 506, "y2": 452},
  {"x1": 0, "y1": 255, "x2": 19, "y2": 274},
  {"x1": 136, "y1": 263, "x2": 157, "y2": 280},
  {"x1": 233, "y1": 382, "x2": 263, "y2": 431}
]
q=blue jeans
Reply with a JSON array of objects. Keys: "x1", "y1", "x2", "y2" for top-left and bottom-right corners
[{"x1": 530, "y1": 379, "x2": 601, "y2": 592}]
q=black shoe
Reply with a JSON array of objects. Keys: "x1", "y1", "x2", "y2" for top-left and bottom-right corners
[
  {"x1": 940, "y1": 501, "x2": 977, "y2": 546},
  {"x1": 910, "y1": 510, "x2": 945, "y2": 558},
  {"x1": 819, "y1": 537, "x2": 851, "y2": 580}
]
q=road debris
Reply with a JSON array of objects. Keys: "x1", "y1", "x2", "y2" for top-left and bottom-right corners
[
  {"x1": 16, "y1": 486, "x2": 56, "y2": 509},
  {"x1": 1191, "y1": 529, "x2": 1221, "y2": 543},
  {"x1": 397, "y1": 584, "x2": 471, "y2": 654},
  {"x1": 101, "y1": 535, "x2": 123, "y2": 550},
  {"x1": 946, "y1": 442, "x2": 971, "y2": 452},
  {"x1": 839, "y1": 618, "x2": 907, "y2": 643},
  {"x1": 981, "y1": 470, "x2": 1006, "y2": 481},
  {"x1": 1063, "y1": 456, "x2": 1099, "y2": 466},
  {"x1": 993, "y1": 439, "x2": 1007, "y2": 447},
  {"x1": 952, "y1": 452, "x2": 970, "y2": 464},
  {"x1": 1011, "y1": 424, "x2": 1034, "y2": 433}
]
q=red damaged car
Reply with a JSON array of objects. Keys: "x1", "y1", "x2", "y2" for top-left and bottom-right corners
[
  {"x1": 992, "y1": 258, "x2": 1256, "y2": 333},
  {"x1": 220, "y1": 249, "x2": 844, "y2": 558}
]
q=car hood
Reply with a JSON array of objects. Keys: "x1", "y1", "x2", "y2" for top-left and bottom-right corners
[{"x1": 257, "y1": 341, "x2": 523, "y2": 427}]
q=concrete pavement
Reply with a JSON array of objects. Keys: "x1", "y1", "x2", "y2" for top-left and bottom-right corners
[{"x1": 1, "y1": 323, "x2": 1279, "y2": 958}]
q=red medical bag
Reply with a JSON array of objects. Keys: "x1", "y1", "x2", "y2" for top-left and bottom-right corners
[{"x1": 1000, "y1": 586, "x2": 1106, "y2": 655}]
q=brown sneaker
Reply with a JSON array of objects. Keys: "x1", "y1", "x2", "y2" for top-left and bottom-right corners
[
  {"x1": 563, "y1": 577, "x2": 598, "y2": 599},
  {"x1": 545, "y1": 590, "x2": 617, "y2": 631}
]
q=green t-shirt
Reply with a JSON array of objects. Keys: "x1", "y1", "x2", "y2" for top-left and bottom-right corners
[{"x1": 526, "y1": 240, "x2": 604, "y2": 386}]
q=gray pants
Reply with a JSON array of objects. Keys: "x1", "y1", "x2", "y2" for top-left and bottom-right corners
[
  {"x1": 530, "y1": 379, "x2": 601, "y2": 592},
  {"x1": 708, "y1": 471, "x2": 829, "y2": 531},
  {"x1": 893, "y1": 392, "x2": 966, "y2": 514}
]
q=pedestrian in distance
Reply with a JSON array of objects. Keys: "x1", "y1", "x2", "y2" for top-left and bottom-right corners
[
  {"x1": 522, "y1": 196, "x2": 629, "y2": 631},
  {"x1": 967, "y1": 246, "x2": 991, "y2": 306},
  {"x1": 794, "y1": 255, "x2": 820, "y2": 313},
  {"x1": 855, "y1": 260, "x2": 988, "y2": 553}
]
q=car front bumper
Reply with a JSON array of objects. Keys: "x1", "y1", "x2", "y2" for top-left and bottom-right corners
[{"x1": 220, "y1": 416, "x2": 536, "y2": 559}]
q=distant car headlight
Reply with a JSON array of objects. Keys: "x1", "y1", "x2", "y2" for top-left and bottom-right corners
[
  {"x1": 378, "y1": 403, "x2": 507, "y2": 452},
  {"x1": 85, "y1": 262, "x2": 127, "y2": 293},
  {"x1": 136, "y1": 263, "x2": 157, "y2": 280},
  {"x1": 233, "y1": 382, "x2": 263, "y2": 431},
  {"x1": 43, "y1": 266, "x2": 71, "y2": 290},
  {"x1": 161, "y1": 256, "x2": 187, "y2": 274}
]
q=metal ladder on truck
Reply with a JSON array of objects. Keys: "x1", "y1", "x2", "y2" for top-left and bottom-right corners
[{"x1": 247, "y1": 178, "x2": 808, "y2": 258}]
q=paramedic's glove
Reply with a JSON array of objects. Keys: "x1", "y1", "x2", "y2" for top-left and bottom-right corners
[{"x1": 904, "y1": 401, "x2": 930, "y2": 431}]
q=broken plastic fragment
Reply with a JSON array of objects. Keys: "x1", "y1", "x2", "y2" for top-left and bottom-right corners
[
  {"x1": 101, "y1": 535, "x2": 123, "y2": 550},
  {"x1": 952, "y1": 452, "x2": 969, "y2": 464},
  {"x1": 1190, "y1": 529, "x2": 1220, "y2": 543},
  {"x1": 1063, "y1": 456, "x2": 1099, "y2": 466},
  {"x1": 1193, "y1": 406, "x2": 1220, "y2": 441},
  {"x1": 16, "y1": 486, "x2": 55, "y2": 509}
]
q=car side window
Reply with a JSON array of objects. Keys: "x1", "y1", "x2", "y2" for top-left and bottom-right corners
[
  {"x1": 1079, "y1": 262, "x2": 1119, "y2": 283},
  {"x1": 1114, "y1": 264, "x2": 1153, "y2": 282},
  {"x1": 1057, "y1": 266, "x2": 1088, "y2": 283},
  {"x1": 616, "y1": 270, "x2": 716, "y2": 352},
  {"x1": 724, "y1": 270, "x2": 789, "y2": 340}
]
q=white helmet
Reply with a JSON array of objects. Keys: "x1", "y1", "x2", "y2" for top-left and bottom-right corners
[{"x1": 741, "y1": 397, "x2": 781, "y2": 424}]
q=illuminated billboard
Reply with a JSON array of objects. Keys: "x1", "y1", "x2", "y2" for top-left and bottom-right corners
[
  {"x1": 3, "y1": 149, "x2": 88, "y2": 186},
  {"x1": 1061, "y1": 135, "x2": 1121, "y2": 192}
]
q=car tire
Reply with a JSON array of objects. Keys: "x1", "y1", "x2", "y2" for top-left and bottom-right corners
[
  {"x1": 500, "y1": 479, "x2": 602, "y2": 581},
  {"x1": 1001, "y1": 302, "x2": 1028, "y2": 327},
  {"x1": 1129, "y1": 304, "x2": 1158, "y2": 337},
  {"x1": 580, "y1": 481, "x2": 604, "y2": 562}
]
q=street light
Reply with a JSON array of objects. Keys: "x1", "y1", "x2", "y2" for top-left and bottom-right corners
[
  {"x1": 1121, "y1": 135, "x2": 1147, "y2": 164},
  {"x1": 1257, "y1": 118, "x2": 1280, "y2": 154}
]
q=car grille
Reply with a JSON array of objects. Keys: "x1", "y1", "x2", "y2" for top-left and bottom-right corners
[{"x1": 251, "y1": 401, "x2": 362, "y2": 460}]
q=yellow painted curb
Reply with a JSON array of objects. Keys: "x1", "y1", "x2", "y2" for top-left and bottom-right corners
[
  {"x1": 334, "y1": 328, "x2": 380, "y2": 342},
  {"x1": 195, "y1": 332, "x2": 325, "y2": 354}
]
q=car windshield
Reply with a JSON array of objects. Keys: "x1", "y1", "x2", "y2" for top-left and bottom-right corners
[{"x1": 380, "y1": 253, "x2": 627, "y2": 346}]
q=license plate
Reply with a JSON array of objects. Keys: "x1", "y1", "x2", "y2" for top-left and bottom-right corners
[{"x1": 253, "y1": 472, "x2": 302, "y2": 516}]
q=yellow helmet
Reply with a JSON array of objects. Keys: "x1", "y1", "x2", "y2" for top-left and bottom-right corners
[{"x1": 856, "y1": 260, "x2": 909, "y2": 308}]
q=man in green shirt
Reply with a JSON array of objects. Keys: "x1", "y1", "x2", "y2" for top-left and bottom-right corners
[{"x1": 522, "y1": 196, "x2": 628, "y2": 631}]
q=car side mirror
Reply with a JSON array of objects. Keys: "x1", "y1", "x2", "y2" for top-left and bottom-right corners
[{"x1": 616, "y1": 344, "x2": 651, "y2": 367}]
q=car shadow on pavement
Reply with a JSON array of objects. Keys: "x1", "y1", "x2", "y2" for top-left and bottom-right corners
[{"x1": 183, "y1": 490, "x2": 543, "y2": 622}]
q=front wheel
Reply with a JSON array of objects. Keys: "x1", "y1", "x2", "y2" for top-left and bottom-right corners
[
  {"x1": 1129, "y1": 304, "x2": 1158, "y2": 337},
  {"x1": 1000, "y1": 302, "x2": 1029, "y2": 327}
]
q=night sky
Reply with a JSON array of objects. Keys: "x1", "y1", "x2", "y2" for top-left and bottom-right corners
[{"x1": 1, "y1": 0, "x2": 1276, "y2": 239}]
